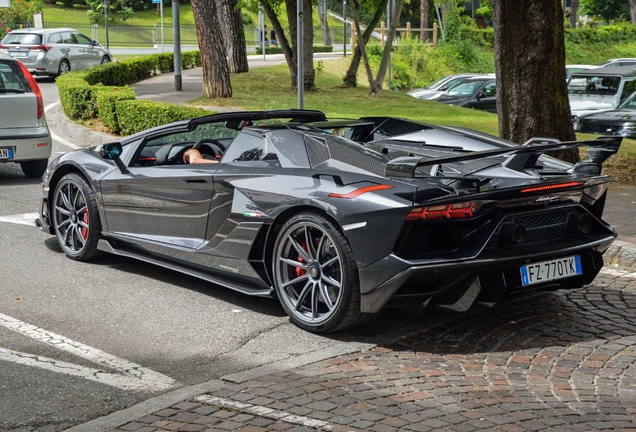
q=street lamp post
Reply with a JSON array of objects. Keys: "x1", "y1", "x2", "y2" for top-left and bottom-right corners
[
  {"x1": 343, "y1": 0, "x2": 346, "y2": 57},
  {"x1": 103, "y1": 0, "x2": 109, "y2": 49},
  {"x1": 297, "y1": 0, "x2": 304, "y2": 109},
  {"x1": 172, "y1": 0, "x2": 182, "y2": 91}
]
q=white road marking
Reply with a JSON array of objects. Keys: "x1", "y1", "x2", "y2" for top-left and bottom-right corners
[
  {"x1": 45, "y1": 102, "x2": 83, "y2": 150},
  {"x1": 0, "y1": 213, "x2": 39, "y2": 226},
  {"x1": 0, "y1": 313, "x2": 176, "y2": 391},
  {"x1": 195, "y1": 395, "x2": 332, "y2": 429}
]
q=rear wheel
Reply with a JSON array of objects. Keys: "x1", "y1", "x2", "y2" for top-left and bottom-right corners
[
  {"x1": 20, "y1": 159, "x2": 48, "y2": 178},
  {"x1": 52, "y1": 173, "x2": 102, "y2": 261},
  {"x1": 58, "y1": 60, "x2": 70, "y2": 76},
  {"x1": 273, "y1": 212, "x2": 374, "y2": 333}
]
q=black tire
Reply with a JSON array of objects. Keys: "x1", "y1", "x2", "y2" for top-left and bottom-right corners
[
  {"x1": 51, "y1": 173, "x2": 102, "y2": 261},
  {"x1": 58, "y1": 59, "x2": 70, "y2": 76},
  {"x1": 272, "y1": 211, "x2": 375, "y2": 333},
  {"x1": 20, "y1": 159, "x2": 48, "y2": 178},
  {"x1": 100, "y1": 56, "x2": 111, "y2": 65}
]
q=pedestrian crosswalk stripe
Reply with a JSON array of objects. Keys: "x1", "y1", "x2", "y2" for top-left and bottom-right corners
[{"x1": 0, "y1": 213, "x2": 39, "y2": 226}]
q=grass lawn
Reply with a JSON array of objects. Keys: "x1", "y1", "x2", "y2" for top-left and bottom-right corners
[{"x1": 189, "y1": 57, "x2": 636, "y2": 182}]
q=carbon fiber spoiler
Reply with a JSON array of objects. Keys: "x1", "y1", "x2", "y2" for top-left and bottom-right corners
[{"x1": 385, "y1": 136, "x2": 622, "y2": 178}]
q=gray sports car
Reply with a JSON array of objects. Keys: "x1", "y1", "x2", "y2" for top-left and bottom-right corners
[{"x1": 37, "y1": 110, "x2": 622, "y2": 333}]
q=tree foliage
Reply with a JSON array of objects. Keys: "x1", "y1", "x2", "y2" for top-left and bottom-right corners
[
  {"x1": 85, "y1": 0, "x2": 133, "y2": 23},
  {"x1": 581, "y1": 0, "x2": 629, "y2": 23},
  {"x1": 0, "y1": 0, "x2": 43, "y2": 32}
]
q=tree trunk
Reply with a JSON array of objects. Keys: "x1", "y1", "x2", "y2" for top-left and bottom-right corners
[
  {"x1": 420, "y1": 0, "x2": 428, "y2": 43},
  {"x1": 319, "y1": 1, "x2": 332, "y2": 46},
  {"x1": 343, "y1": 5, "x2": 383, "y2": 87},
  {"x1": 630, "y1": 0, "x2": 636, "y2": 24},
  {"x1": 492, "y1": 0, "x2": 578, "y2": 163},
  {"x1": 216, "y1": 0, "x2": 249, "y2": 73},
  {"x1": 302, "y1": 0, "x2": 316, "y2": 91},
  {"x1": 262, "y1": 2, "x2": 294, "y2": 84},
  {"x1": 569, "y1": 0, "x2": 579, "y2": 28},
  {"x1": 191, "y1": 0, "x2": 232, "y2": 98},
  {"x1": 285, "y1": 0, "x2": 300, "y2": 89},
  {"x1": 372, "y1": 0, "x2": 405, "y2": 94}
]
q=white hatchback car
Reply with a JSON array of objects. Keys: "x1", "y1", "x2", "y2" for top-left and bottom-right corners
[{"x1": 0, "y1": 52, "x2": 52, "y2": 178}]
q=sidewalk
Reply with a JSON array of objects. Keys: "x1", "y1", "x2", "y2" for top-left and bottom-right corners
[{"x1": 52, "y1": 67, "x2": 636, "y2": 432}]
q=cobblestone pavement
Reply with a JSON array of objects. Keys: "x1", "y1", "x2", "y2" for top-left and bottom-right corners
[{"x1": 106, "y1": 267, "x2": 636, "y2": 432}]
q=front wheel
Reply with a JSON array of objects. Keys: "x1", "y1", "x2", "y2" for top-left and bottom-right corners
[
  {"x1": 52, "y1": 173, "x2": 102, "y2": 261},
  {"x1": 100, "y1": 56, "x2": 110, "y2": 65},
  {"x1": 273, "y1": 212, "x2": 373, "y2": 333}
]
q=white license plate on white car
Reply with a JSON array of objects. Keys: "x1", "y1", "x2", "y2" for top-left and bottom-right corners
[
  {"x1": 0, "y1": 148, "x2": 14, "y2": 160},
  {"x1": 9, "y1": 51, "x2": 28, "y2": 57},
  {"x1": 520, "y1": 255, "x2": 582, "y2": 286}
]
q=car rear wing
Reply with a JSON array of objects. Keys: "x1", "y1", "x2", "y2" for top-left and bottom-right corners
[{"x1": 385, "y1": 136, "x2": 622, "y2": 178}]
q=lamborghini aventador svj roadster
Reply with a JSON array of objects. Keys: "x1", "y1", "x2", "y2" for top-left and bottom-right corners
[{"x1": 37, "y1": 110, "x2": 622, "y2": 333}]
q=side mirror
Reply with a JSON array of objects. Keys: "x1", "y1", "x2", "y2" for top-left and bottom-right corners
[
  {"x1": 439, "y1": 85, "x2": 449, "y2": 91},
  {"x1": 98, "y1": 142, "x2": 127, "y2": 174},
  {"x1": 99, "y1": 142, "x2": 122, "y2": 160},
  {"x1": 92, "y1": 40, "x2": 101, "y2": 46}
]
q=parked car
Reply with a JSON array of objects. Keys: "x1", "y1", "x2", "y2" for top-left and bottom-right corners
[
  {"x1": 599, "y1": 58, "x2": 636, "y2": 68},
  {"x1": 407, "y1": 74, "x2": 485, "y2": 100},
  {"x1": 0, "y1": 52, "x2": 51, "y2": 178},
  {"x1": 568, "y1": 66, "x2": 636, "y2": 117},
  {"x1": 0, "y1": 28, "x2": 111, "y2": 77},
  {"x1": 37, "y1": 110, "x2": 621, "y2": 333},
  {"x1": 574, "y1": 90, "x2": 636, "y2": 137},
  {"x1": 566, "y1": 64, "x2": 597, "y2": 79},
  {"x1": 435, "y1": 76, "x2": 497, "y2": 113}
]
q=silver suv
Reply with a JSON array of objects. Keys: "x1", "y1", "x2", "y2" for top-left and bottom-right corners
[
  {"x1": 0, "y1": 28, "x2": 111, "y2": 77},
  {"x1": 0, "y1": 52, "x2": 52, "y2": 178}
]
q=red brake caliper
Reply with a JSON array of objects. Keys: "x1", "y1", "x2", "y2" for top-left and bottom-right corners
[
  {"x1": 80, "y1": 211, "x2": 89, "y2": 240},
  {"x1": 296, "y1": 241, "x2": 308, "y2": 277}
]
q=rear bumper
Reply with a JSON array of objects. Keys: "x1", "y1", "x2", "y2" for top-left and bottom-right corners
[
  {"x1": 0, "y1": 127, "x2": 52, "y2": 162},
  {"x1": 359, "y1": 231, "x2": 615, "y2": 313}
]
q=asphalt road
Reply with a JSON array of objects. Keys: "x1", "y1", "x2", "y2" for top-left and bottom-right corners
[{"x1": 0, "y1": 78, "x2": 428, "y2": 431}]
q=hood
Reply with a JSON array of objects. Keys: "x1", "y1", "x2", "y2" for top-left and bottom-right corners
[{"x1": 579, "y1": 109, "x2": 636, "y2": 123}]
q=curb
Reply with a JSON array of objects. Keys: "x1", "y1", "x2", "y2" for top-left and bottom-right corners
[
  {"x1": 603, "y1": 239, "x2": 636, "y2": 270},
  {"x1": 64, "y1": 343, "x2": 375, "y2": 432},
  {"x1": 49, "y1": 103, "x2": 117, "y2": 148}
]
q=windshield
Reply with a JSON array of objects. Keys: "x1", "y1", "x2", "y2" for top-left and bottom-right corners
[
  {"x1": 427, "y1": 76, "x2": 453, "y2": 90},
  {"x1": 568, "y1": 75, "x2": 620, "y2": 97},
  {"x1": 618, "y1": 90, "x2": 636, "y2": 109},
  {"x1": 1, "y1": 33, "x2": 42, "y2": 45},
  {"x1": 444, "y1": 81, "x2": 483, "y2": 97}
]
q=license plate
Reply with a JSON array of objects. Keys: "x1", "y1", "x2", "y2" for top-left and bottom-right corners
[
  {"x1": 520, "y1": 255, "x2": 582, "y2": 286},
  {"x1": 0, "y1": 148, "x2": 14, "y2": 160},
  {"x1": 9, "y1": 51, "x2": 28, "y2": 57}
]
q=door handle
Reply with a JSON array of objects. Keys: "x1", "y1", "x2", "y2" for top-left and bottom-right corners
[
  {"x1": 80, "y1": 49, "x2": 87, "y2": 52},
  {"x1": 184, "y1": 178, "x2": 208, "y2": 184}
]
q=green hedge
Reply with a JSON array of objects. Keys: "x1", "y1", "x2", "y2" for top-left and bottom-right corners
[
  {"x1": 94, "y1": 86, "x2": 136, "y2": 134},
  {"x1": 115, "y1": 100, "x2": 211, "y2": 136},
  {"x1": 255, "y1": 45, "x2": 334, "y2": 55},
  {"x1": 56, "y1": 51, "x2": 215, "y2": 136}
]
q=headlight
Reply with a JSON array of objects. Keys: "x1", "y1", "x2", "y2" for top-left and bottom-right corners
[{"x1": 618, "y1": 124, "x2": 636, "y2": 136}]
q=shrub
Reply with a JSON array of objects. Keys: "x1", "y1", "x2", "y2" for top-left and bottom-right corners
[
  {"x1": 94, "y1": 86, "x2": 136, "y2": 134},
  {"x1": 115, "y1": 100, "x2": 212, "y2": 135},
  {"x1": 56, "y1": 72, "x2": 96, "y2": 120}
]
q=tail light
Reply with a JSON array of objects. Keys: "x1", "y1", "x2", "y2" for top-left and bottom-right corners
[
  {"x1": 407, "y1": 201, "x2": 488, "y2": 221},
  {"x1": 520, "y1": 181, "x2": 581, "y2": 194},
  {"x1": 17, "y1": 61, "x2": 44, "y2": 119},
  {"x1": 0, "y1": 44, "x2": 8, "y2": 52},
  {"x1": 29, "y1": 45, "x2": 51, "y2": 52}
]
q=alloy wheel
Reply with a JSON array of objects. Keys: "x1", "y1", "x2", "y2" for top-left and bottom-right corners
[
  {"x1": 52, "y1": 179, "x2": 90, "y2": 257},
  {"x1": 274, "y1": 221, "x2": 344, "y2": 325}
]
